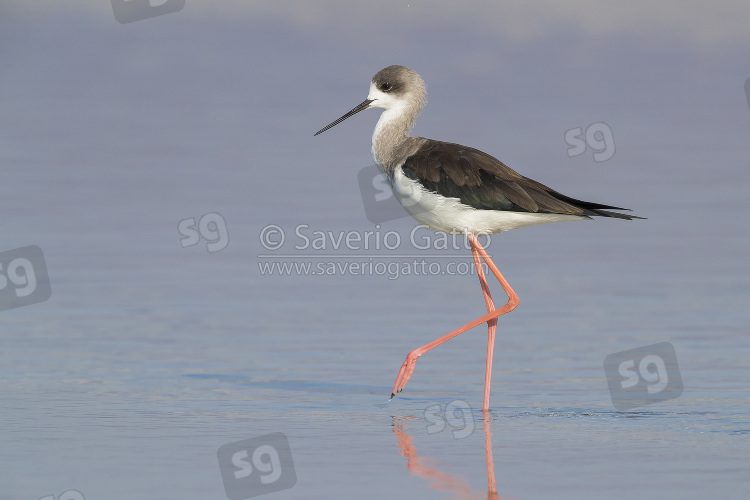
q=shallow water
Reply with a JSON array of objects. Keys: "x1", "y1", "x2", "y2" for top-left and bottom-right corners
[{"x1": 2, "y1": 3, "x2": 749, "y2": 499}]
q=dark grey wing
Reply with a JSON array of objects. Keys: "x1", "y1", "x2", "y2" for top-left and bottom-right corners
[{"x1": 401, "y1": 140, "x2": 642, "y2": 219}]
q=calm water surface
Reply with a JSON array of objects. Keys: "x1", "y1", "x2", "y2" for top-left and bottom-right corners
[{"x1": 2, "y1": 4, "x2": 749, "y2": 499}]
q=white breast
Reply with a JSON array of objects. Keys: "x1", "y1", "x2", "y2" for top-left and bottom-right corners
[{"x1": 391, "y1": 166, "x2": 588, "y2": 235}]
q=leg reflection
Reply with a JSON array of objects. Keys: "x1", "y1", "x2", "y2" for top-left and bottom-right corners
[
  {"x1": 392, "y1": 414, "x2": 515, "y2": 500},
  {"x1": 483, "y1": 414, "x2": 498, "y2": 500}
]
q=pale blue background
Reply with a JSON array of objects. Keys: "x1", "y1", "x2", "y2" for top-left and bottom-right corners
[{"x1": 1, "y1": 2, "x2": 749, "y2": 499}]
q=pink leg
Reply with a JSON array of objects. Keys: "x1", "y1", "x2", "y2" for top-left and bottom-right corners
[
  {"x1": 390, "y1": 234, "x2": 519, "y2": 411},
  {"x1": 471, "y1": 242, "x2": 497, "y2": 412}
]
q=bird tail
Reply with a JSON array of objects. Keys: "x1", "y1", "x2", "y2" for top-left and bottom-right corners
[
  {"x1": 586, "y1": 208, "x2": 646, "y2": 220},
  {"x1": 546, "y1": 190, "x2": 645, "y2": 220}
]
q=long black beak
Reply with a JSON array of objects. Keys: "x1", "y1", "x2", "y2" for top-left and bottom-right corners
[{"x1": 314, "y1": 99, "x2": 374, "y2": 136}]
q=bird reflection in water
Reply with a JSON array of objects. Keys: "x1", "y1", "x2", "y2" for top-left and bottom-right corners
[{"x1": 392, "y1": 414, "x2": 516, "y2": 500}]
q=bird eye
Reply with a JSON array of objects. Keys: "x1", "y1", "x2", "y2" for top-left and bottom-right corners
[{"x1": 380, "y1": 82, "x2": 392, "y2": 91}]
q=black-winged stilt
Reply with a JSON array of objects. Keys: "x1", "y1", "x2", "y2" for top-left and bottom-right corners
[{"x1": 315, "y1": 65, "x2": 642, "y2": 411}]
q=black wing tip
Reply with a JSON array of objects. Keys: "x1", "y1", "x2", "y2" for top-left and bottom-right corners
[{"x1": 588, "y1": 209, "x2": 646, "y2": 220}]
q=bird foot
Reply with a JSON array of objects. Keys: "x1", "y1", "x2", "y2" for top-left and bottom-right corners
[{"x1": 390, "y1": 351, "x2": 420, "y2": 399}]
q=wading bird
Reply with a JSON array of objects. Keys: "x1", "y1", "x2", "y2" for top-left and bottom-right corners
[{"x1": 315, "y1": 65, "x2": 642, "y2": 411}]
